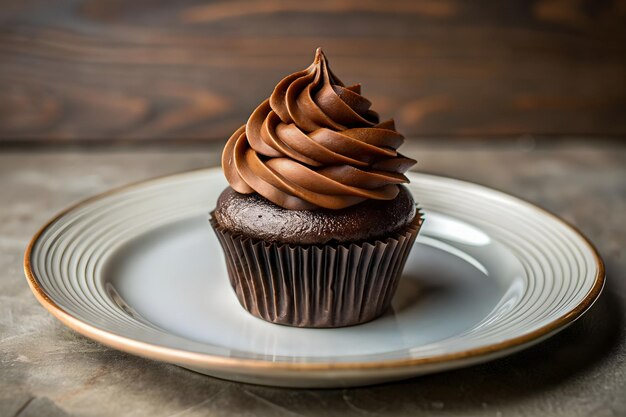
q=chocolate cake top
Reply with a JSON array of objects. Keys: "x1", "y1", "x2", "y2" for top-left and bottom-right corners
[{"x1": 222, "y1": 48, "x2": 416, "y2": 211}]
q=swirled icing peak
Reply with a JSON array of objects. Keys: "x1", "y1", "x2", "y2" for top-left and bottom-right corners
[{"x1": 222, "y1": 48, "x2": 416, "y2": 210}]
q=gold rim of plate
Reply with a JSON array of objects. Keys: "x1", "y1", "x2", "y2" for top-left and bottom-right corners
[{"x1": 23, "y1": 168, "x2": 606, "y2": 372}]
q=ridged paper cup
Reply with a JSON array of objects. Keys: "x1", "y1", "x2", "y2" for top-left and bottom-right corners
[{"x1": 209, "y1": 210, "x2": 423, "y2": 328}]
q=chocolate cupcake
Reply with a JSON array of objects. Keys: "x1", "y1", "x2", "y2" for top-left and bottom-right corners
[{"x1": 211, "y1": 48, "x2": 423, "y2": 328}]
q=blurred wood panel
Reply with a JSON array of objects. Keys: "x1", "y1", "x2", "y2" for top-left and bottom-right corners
[{"x1": 0, "y1": 0, "x2": 625, "y2": 144}]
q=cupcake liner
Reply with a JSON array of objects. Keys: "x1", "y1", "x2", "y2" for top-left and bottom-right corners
[{"x1": 209, "y1": 211, "x2": 423, "y2": 328}]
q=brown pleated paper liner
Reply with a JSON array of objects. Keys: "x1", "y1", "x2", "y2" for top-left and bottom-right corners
[{"x1": 209, "y1": 211, "x2": 423, "y2": 328}]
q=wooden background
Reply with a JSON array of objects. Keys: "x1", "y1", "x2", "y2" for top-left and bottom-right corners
[{"x1": 1, "y1": 0, "x2": 625, "y2": 145}]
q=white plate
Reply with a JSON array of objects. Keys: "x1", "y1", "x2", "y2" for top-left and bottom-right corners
[{"x1": 25, "y1": 169, "x2": 604, "y2": 387}]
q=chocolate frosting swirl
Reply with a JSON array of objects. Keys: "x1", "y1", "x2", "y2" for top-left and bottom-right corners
[{"x1": 222, "y1": 48, "x2": 416, "y2": 210}]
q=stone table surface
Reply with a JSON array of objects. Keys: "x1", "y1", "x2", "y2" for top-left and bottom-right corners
[{"x1": 1, "y1": 141, "x2": 625, "y2": 417}]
